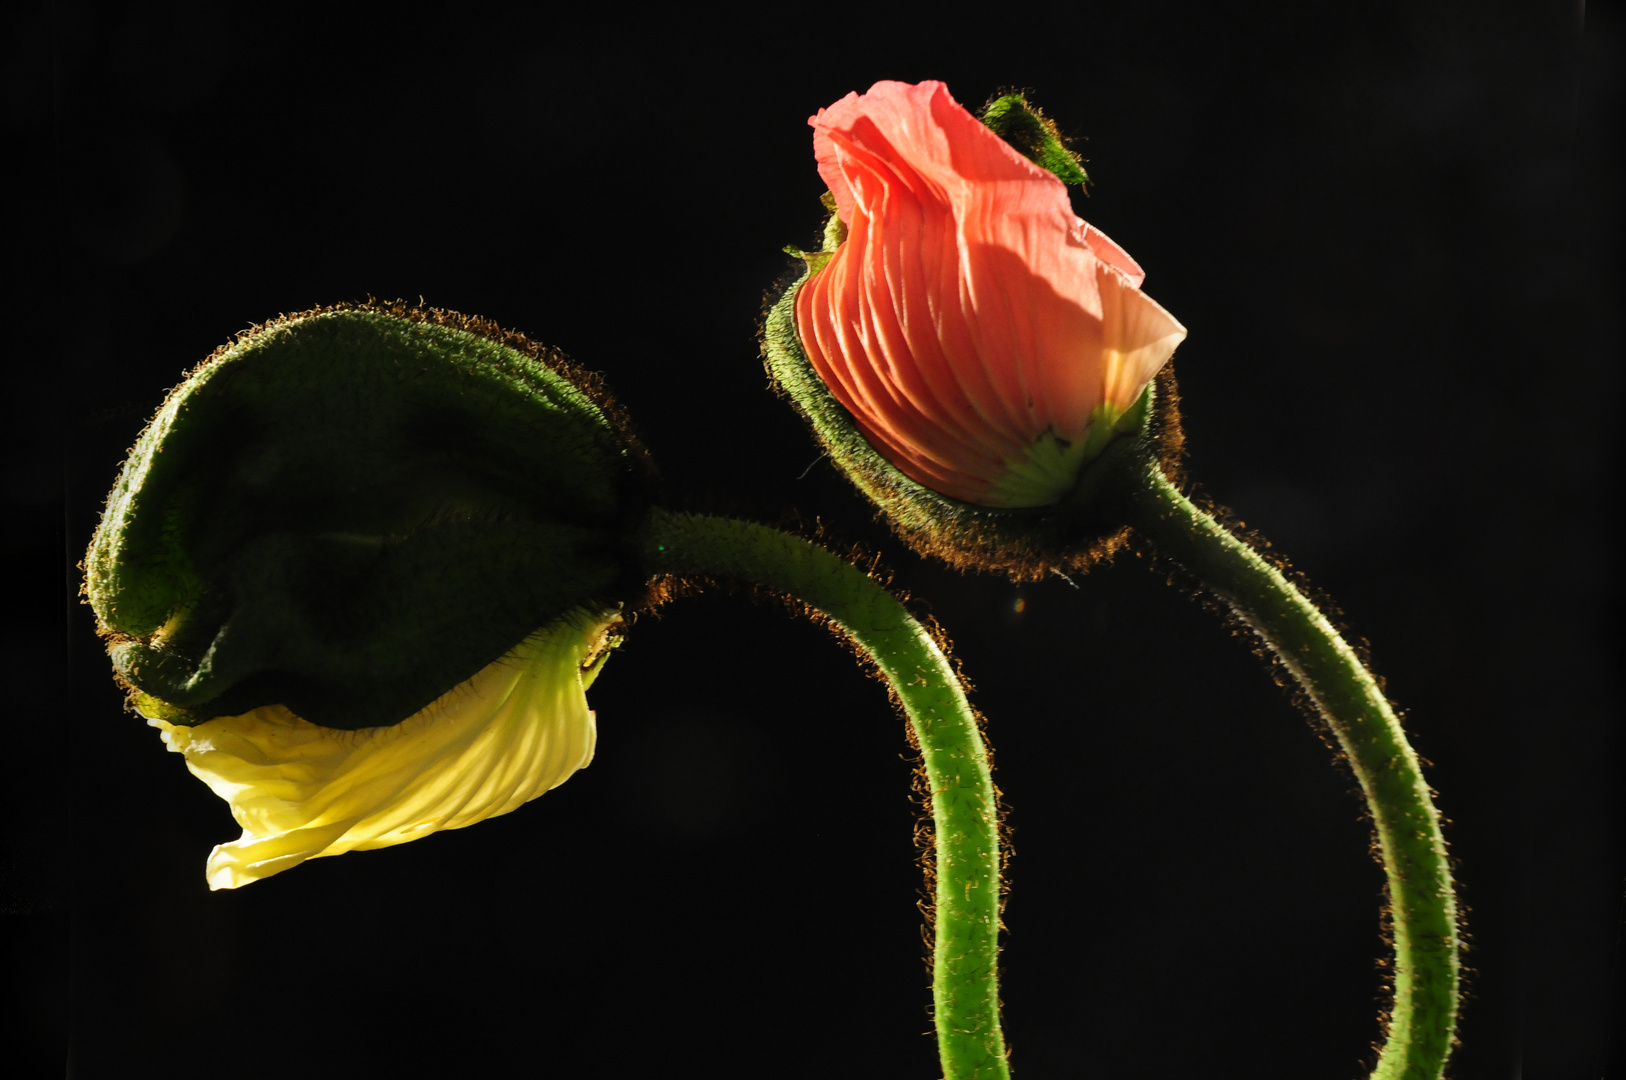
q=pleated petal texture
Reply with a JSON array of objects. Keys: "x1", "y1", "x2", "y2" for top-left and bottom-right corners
[
  {"x1": 796, "y1": 80, "x2": 1188, "y2": 507},
  {"x1": 145, "y1": 608, "x2": 619, "y2": 890}
]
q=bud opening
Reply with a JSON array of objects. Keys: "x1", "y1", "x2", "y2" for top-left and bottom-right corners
[
  {"x1": 145, "y1": 608, "x2": 620, "y2": 889},
  {"x1": 764, "y1": 80, "x2": 1186, "y2": 578}
]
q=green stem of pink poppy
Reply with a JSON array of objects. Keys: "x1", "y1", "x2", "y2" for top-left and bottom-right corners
[
  {"x1": 1093, "y1": 445, "x2": 1460, "y2": 1080},
  {"x1": 640, "y1": 508, "x2": 1008, "y2": 1080}
]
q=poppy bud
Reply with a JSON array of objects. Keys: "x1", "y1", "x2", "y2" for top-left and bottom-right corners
[
  {"x1": 85, "y1": 302, "x2": 655, "y2": 885},
  {"x1": 766, "y1": 81, "x2": 1188, "y2": 577},
  {"x1": 89, "y1": 301, "x2": 653, "y2": 728}
]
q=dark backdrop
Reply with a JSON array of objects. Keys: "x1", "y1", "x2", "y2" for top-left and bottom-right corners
[{"x1": 4, "y1": 1, "x2": 1619, "y2": 1076}]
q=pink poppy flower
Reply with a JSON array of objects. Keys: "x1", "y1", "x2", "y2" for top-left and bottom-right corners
[{"x1": 794, "y1": 80, "x2": 1187, "y2": 508}]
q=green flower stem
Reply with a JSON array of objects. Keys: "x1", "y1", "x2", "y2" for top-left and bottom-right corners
[
  {"x1": 1096, "y1": 446, "x2": 1459, "y2": 1080},
  {"x1": 640, "y1": 508, "x2": 1008, "y2": 1080}
]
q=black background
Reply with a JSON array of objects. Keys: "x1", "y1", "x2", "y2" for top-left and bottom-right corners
[{"x1": 3, "y1": 1, "x2": 1619, "y2": 1076}]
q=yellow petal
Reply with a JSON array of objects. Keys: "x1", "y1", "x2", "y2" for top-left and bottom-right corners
[{"x1": 145, "y1": 609, "x2": 620, "y2": 890}]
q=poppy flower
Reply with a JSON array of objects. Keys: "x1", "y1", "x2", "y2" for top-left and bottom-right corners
[
  {"x1": 86, "y1": 303, "x2": 654, "y2": 886},
  {"x1": 789, "y1": 80, "x2": 1187, "y2": 509}
]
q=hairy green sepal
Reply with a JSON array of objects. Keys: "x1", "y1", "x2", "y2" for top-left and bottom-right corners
[
  {"x1": 87, "y1": 306, "x2": 652, "y2": 729},
  {"x1": 763, "y1": 269, "x2": 1169, "y2": 579},
  {"x1": 980, "y1": 92, "x2": 1089, "y2": 186}
]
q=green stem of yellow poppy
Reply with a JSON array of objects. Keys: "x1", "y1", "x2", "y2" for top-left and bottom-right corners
[
  {"x1": 1089, "y1": 443, "x2": 1460, "y2": 1079},
  {"x1": 639, "y1": 508, "x2": 1008, "y2": 1080}
]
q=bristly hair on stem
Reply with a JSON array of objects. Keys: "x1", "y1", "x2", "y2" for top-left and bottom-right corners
[
  {"x1": 1107, "y1": 455, "x2": 1459, "y2": 1080},
  {"x1": 637, "y1": 510, "x2": 1010, "y2": 1078},
  {"x1": 634, "y1": 511, "x2": 1013, "y2": 986}
]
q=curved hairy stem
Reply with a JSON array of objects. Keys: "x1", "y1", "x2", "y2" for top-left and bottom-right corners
[
  {"x1": 1101, "y1": 447, "x2": 1459, "y2": 1080},
  {"x1": 640, "y1": 508, "x2": 1008, "y2": 1080}
]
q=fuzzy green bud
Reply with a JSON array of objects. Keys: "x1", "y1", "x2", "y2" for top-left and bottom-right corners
[{"x1": 86, "y1": 302, "x2": 655, "y2": 730}]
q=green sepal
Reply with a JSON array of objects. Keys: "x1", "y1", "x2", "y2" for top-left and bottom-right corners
[
  {"x1": 87, "y1": 303, "x2": 656, "y2": 729},
  {"x1": 819, "y1": 191, "x2": 848, "y2": 250},
  {"x1": 981, "y1": 92, "x2": 1089, "y2": 187},
  {"x1": 762, "y1": 272, "x2": 1183, "y2": 580},
  {"x1": 783, "y1": 244, "x2": 835, "y2": 276}
]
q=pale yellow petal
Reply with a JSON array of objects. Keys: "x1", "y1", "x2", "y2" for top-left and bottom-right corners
[
  {"x1": 146, "y1": 609, "x2": 619, "y2": 890},
  {"x1": 1096, "y1": 262, "x2": 1188, "y2": 413}
]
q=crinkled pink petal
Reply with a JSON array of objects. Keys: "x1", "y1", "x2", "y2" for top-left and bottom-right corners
[{"x1": 798, "y1": 80, "x2": 1186, "y2": 506}]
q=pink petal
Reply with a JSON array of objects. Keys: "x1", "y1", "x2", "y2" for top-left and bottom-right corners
[{"x1": 798, "y1": 80, "x2": 1185, "y2": 506}]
